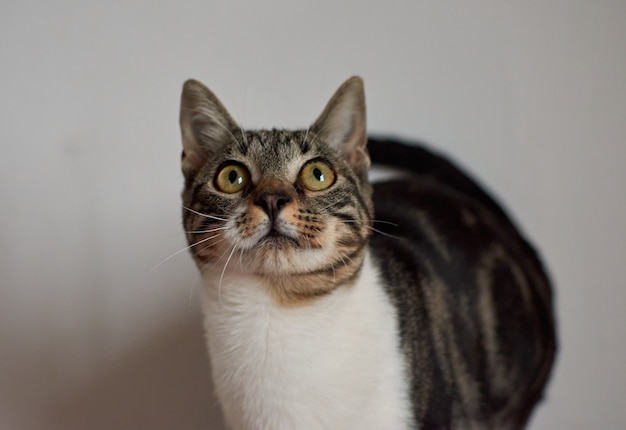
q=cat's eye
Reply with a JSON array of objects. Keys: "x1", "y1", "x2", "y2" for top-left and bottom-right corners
[
  {"x1": 215, "y1": 164, "x2": 250, "y2": 194},
  {"x1": 300, "y1": 161, "x2": 336, "y2": 192}
]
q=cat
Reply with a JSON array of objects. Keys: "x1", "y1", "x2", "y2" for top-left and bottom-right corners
[{"x1": 178, "y1": 76, "x2": 556, "y2": 430}]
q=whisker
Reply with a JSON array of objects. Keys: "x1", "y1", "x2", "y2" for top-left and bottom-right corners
[
  {"x1": 185, "y1": 226, "x2": 230, "y2": 234},
  {"x1": 151, "y1": 234, "x2": 222, "y2": 272},
  {"x1": 183, "y1": 107, "x2": 243, "y2": 150},
  {"x1": 306, "y1": 129, "x2": 326, "y2": 148},
  {"x1": 238, "y1": 247, "x2": 245, "y2": 271},
  {"x1": 332, "y1": 217, "x2": 401, "y2": 239},
  {"x1": 332, "y1": 250, "x2": 350, "y2": 278},
  {"x1": 365, "y1": 225, "x2": 401, "y2": 239},
  {"x1": 183, "y1": 206, "x2": 228, "y2": 222},
  {"x1": 188, "y1": 270, "x2": 202, "y2": 308},
  {"x1": 210, "y1": 116, "x2": 243, "y2": 150},
  {"x1": 339, "y1": 250, "x2": 353, "y2": 266},
  {"x1": 319, "y1": 199, "x2": 345, "y2": 212},
  {"x1": 300, "y1": 125, "x2": 311, "y2": 152},
  {"x1": 303, "y1": 235, "x2": 312, "y2": 251},
  {"x1": 218, "y1": 245, "x2": 238, "y2": 303},
  {"x1": 373, "y1": 219, "x2": 399, "y2": 226},
  {"x1": 197, "y1": 237, "x2": 228, "y2": 262},
  {"x1": 338, "y1": 219, "x2": 399, "y2": 227},
  {"x1": 239, "y1": 122, "x2": 249, "y2": 148}
]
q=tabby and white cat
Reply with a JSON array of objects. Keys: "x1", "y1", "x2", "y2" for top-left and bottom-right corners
[{"x1": 178, "y1": 77, "x2": 556, "y2": 429}]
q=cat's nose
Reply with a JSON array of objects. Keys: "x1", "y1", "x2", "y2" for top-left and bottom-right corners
[{"x1": 254, "y1": 191, "x2": 292, "y2": 220}]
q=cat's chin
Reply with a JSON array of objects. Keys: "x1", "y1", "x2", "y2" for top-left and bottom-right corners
[{"x1": 240, "y1": 238, "x2": 329, "y2": 276}]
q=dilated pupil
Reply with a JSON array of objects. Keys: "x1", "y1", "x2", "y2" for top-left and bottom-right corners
[
  {"x1": 228, "y1": 170, "x2": 239, "y2": 184},
  {"x1": 313, "y1": 167, "x2": 323, "y2": 181}
]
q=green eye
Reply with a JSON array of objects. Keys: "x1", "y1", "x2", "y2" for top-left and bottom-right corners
[
  {"x1": 215, "y1": 164, "x2": 250, "y2": 193},
  {"x1": 300, "y1": 161, "x2": 336, "y2": 191}
]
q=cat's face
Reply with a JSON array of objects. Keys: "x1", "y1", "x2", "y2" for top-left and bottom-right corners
[{"x1": 179, "y1": 77, "x2": 373, "y2": 289}]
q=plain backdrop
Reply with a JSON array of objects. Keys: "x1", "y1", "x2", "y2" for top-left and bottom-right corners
[{"x1": 1, "y1": 1, "x2": 625, "y2": 429}]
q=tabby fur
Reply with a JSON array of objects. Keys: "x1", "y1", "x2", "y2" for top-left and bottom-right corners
[{"x1": 178, "y1": 76, "x2": 556, "y2": 429}]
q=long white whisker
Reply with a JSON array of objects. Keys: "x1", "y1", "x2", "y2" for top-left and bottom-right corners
[
  {"x1": 337, "y1": 250, "x2": 352, "y2": 268},
  {"x1": 239, "y1": 122, "x2": 249, "y2": 147},
  {"x1": 301, "y1": 125, "x2": 311, "y2": 150},
  {"x1": 183, "y1": 206, "x2": 228, "y2": 222},
  {"x1": 183, "y1": 107, "x2": 242, "y2": 149},
  {"x1": 319, "y1": 199, "x2": 344, "y2": 212},
  {"x1": 366, "y1": 225, "x2": 401, "y2": 239},
  {"x1": 334, "y1": 218, "x2": 401, "y2": 239},
  {"x1": 188, "y1": 270, "x2": 202, "y2": 308},
  {"x1": 372, "y1": 220, "x2": 399, "y2": 226},
  {"x1": 185, "y1": 226, "x2": 230, "y2": 234},
  {"x1": 218, "y1": 245, "x2": 238, "y2": 303},
  {"x1": 204, "y1": 113, "x2": 242, "y2": 149},
  {"x1": 197, "y1": 237, "x2": 228, "y2": 261},
  {"x1": 339, "y1": 219, "x2": 398, "y2": 227},
  {"x1": 219, "y1": 122, "x2": 243, "y2": 149},
  {"x1": 341, "y1": 222, "x2": 400, "y2": 239},
  {"x1": 238, "y1": 247, "x2": 245, "y2": 271},
  {"x1": 151, "y1": 234, "x2": 222, "y2": 272}
]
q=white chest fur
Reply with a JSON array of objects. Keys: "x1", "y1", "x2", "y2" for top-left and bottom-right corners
[{"x1": 200, "y1": 252, "x2": 412, "y2": 430}]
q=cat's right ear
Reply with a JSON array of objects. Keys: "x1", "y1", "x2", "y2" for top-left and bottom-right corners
[
  {"x1": 310, "y1": 76, "x2": 369, "y2": 179},
  {"x1": 179, "y1": 79, "x2": 238, "y2": 177}
]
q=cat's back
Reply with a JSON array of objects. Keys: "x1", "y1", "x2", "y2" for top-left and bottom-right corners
[{"x1": 368, "y1": 138, "x2": 556, "y2": 429}]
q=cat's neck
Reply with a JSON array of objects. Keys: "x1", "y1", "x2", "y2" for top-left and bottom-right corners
[
  {"x1": 201, "y1": 248, "x2": 368, "y2": 308},
  {"x1": 199, "y1": 251, "x2": 412, "y2": 430}
]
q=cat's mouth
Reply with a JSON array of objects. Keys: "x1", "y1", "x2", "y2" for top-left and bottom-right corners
[{"x1": 258, "y1": 229, "x2": 300, "y2": 247}]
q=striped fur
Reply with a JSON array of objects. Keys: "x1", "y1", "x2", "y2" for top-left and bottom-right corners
[
  {"x1": 178, "y1": 77, "x2": 556, "y2": 429},
  {"x1": 368, "y1": 138, "x2": 556, "y2": 428},
  {"x1": 181, "y1": 127, "x2": 372, "y2": 305}
]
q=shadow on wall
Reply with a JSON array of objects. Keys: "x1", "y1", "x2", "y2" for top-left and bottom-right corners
[{"x1": 38, "y1": 311, "x2": 226, "y2": 430}]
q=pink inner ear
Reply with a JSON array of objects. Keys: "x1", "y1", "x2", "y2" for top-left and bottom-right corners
[
  {"x1": 182, "y1": 150, "x2": 206, "y2": 173},
  {"x1": 350, "y1": 148, "x2": 367, "y2": 166},
  {"x1": 347, "y1": 146, "x2": 371, "y2": 178}
]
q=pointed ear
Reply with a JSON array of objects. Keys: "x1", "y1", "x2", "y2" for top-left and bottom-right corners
[
  {"x1": 179, "y1": 79, "x2": 239, "y2": 177},
  {"x1": 310, "y1": 76, "x2": 369, "y2": 176}
]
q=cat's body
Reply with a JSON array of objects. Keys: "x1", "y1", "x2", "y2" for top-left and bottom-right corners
[{"x1": 179, "y1": 77, "x2": 556, "y2": 429}]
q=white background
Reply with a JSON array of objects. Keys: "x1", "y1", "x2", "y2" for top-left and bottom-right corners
[{"x1": 1, "y1": 1, "x2": 625, "y2": 429}]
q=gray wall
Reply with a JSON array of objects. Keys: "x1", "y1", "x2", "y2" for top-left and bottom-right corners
[{"x1": 1, "y1": 1, "x2": 624, "y2": 428}]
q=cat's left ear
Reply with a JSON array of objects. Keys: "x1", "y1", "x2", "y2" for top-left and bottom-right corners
[
  {"x1": 310, "y1": 76, "x2": 369, "y2": 177},
  {"x1": 179, "y1": 79, "x2": 239, "y2": 178}
]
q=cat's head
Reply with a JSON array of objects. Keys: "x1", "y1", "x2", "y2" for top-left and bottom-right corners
[{"x1": 179, "y1": 77, "x2": 373, "y2": 300}]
